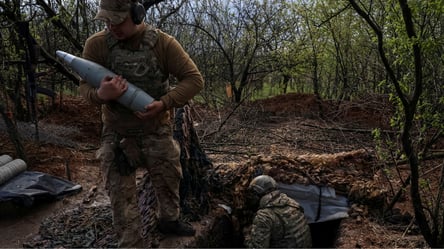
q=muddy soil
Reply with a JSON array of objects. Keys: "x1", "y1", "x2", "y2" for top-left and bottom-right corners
[{"x1": 0, "y1": 93, "x2": 434, "y2": 248}]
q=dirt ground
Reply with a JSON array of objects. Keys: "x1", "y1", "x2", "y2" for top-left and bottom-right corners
[{"x1": 0, "y1": 93, "x2": 436, "y2": 248}]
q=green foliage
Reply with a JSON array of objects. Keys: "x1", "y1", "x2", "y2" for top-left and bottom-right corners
[
  {"x1": 351, "y1": 0, "x2": 444, "y2": 246},
  {"x1": 372, "y1": 127, "x2": 403, "y2": 163},
  {"x1": 0, "y1": 3, "x2": 443, "y2": 245},
  {"x1": 251, "y1": 81, "x2": 299, "y2": 101},
  {"x1": 372, "y1": 128, "x2": 386, "y2": 159}
]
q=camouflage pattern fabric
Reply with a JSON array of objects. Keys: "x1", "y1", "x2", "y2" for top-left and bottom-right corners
[
  {"x1": 107, "y1": 26, "x2": 168, "y2": 100},
  {"x1": 93, "y1": 26, "x2": 181, "y2": 248},
  {"x1": 97, "y1": 122, "x2": 181, "y2": 247},
  {"x1": 99, "y1": 0, "x2": 131, "y2": 11},
  {"x1": 99, "y1": 26, "x2": 170, "y2": 123},
  {"x1": 79, "y1": 24, "x2": 205, "y2": 112},
  {"x1": 245, "y1": 190, "x2": 312, "y2": 248},
  {"x1": 94, "y1": 0, "x2": 132, "y2": 25}
]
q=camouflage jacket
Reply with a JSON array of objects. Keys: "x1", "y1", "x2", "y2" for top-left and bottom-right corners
[{"x1": 246, "y1": 190, "x2": 312, "y2": 248}]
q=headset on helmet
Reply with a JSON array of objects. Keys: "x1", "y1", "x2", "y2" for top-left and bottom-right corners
[
  {"x1": 248, "y1": 175, "x2": 277, "y2": 196},
  {"x1": 130, "y1": 0, "x2": 145, "y2": 24}
]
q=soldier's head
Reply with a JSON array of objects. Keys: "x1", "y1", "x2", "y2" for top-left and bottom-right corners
[
  {"x1": 246, "y1": 175, "x2": 277, "y2": 209},
  {"x1": 95, "y1": 0, "x2": 145, "y2": 40},
  {"x1": 95, "y1": 0, "x2": 145, "y2": 26},
  {"x1": 248, "y1": 175, "x2": 277, "y2": 196}
]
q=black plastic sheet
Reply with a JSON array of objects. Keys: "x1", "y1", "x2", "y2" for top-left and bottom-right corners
[{"x1": 0, "y1": 171, "x2": 82, "y2": 207}]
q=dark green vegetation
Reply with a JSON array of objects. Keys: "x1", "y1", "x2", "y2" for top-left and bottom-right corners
[{"x1": 0, "y1": 0, "x2": 443, "y2": 247}]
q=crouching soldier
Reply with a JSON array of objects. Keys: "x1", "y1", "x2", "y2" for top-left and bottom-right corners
[{"x1": 245, "y1": 175, "x2": 312, "y2": 248}]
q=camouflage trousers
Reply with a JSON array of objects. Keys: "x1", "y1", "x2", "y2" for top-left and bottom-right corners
[{"x1": 97, "y1": 123, "x2": 182, "y2": 248}]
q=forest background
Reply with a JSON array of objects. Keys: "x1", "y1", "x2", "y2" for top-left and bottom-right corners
[{"x1": 0, "y1": 0, "x2": 443, "y2": 247}]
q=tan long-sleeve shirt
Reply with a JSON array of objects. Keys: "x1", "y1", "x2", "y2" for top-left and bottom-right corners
[{"x1": 79, "y1": 24, "x2": 204, "y2": 111}]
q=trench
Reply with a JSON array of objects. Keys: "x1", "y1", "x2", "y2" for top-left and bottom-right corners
[
  {"x1": 194, "y1": 183, "x2": 349, "y2": 248},
  {"x1": 195, "y1": 211, "x2": 343, "y2": 248},
  {"x1": 2, "y1": 196, "x2": 344, "y2": 248},
  {"x1": 309, "y1": 219, "x2": 342, "y2": 248},
  {"x1": 0, "y1": 157, "x2": 348, "y2": 248}
]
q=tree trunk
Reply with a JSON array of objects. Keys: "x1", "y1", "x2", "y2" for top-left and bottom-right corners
[{"x1": 0, "y1": 103, "x2": 27, "y2": 162}]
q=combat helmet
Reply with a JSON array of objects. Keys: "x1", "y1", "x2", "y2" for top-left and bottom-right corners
[{"x1": 248, "y1": 175, "x2": 277, "y2": 196}]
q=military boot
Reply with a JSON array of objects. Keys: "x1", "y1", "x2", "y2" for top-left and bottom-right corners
[{"x1": 158, "y1": 219, "x2": 196, "y2": 236}]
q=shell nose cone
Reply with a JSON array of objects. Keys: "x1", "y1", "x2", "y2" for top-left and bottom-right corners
[
  {"x1": 56, "y1": 50, "x2": 67, "y2": 60},
  {"x1": 56, "y1": 50, "x2": 65, "y2": 57},
  {"x1": 56, "y1": 50, "x2": 75, "y2": 64}
]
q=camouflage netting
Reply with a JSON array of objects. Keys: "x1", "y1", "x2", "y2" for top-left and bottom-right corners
[
  {"x1": 21, "y1": 103, "x2": 389, "y2": 248},
  {"x1": 137, "y1": 173, "x2": 161, "y2": 247},
  {"x1": 23, "y1": 204, "x2": 117, "y2": 248},
  {"x1": 22, "y1": 173, "x2": 158, "y2": 248},
  {"x1": 208, "y1": 149, "x2": 388, "y2": 211},
  {"x1": 22, "y1": 149, "x2": 387, "y2": 248},
  {"x1": 174, "y1": 105, "x2": 212, "y2": 220}
]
